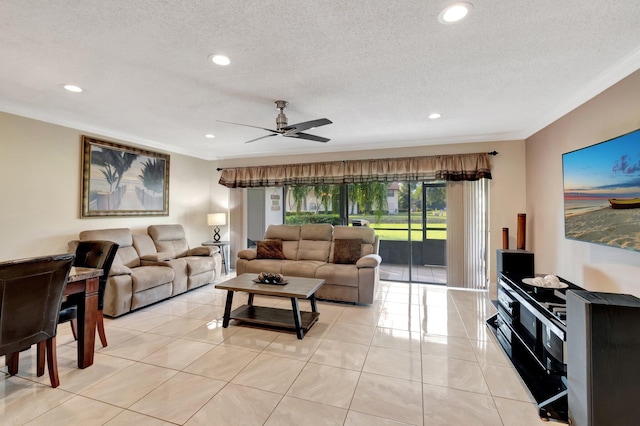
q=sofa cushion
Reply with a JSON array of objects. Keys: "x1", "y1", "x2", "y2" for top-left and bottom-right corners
[
  {"x1": 282, "y1": 241, "x2": 300, "y2": 260},
  {"x1": 79, "y1": 228, "x2": 132, "y2": 248},
  {"x1": 281, "y1": 261, "x2": 325, "y2": 278},
  {"x1": 117, "y1": 246, "x2": 142, "y2": 269},
  {"x1": 79, "y1": 228, "x2": 141, "y2": 268},
  {"x1": 257, "y1": 239, "x2": 286, "y2": 259},
  {"x1": 300, "y1": 223, "x2": 333, "y2": 241},
  {"x1": 239, "y1": 259, "x2": 292, "y2": 274},
  {"x1": 185, "y1": 256, "x2": 216, "y2": 276},
  {"x1": 133, "y1": 234, "x2": 158, "y2": 258},
  {"x1": 148, "y1": 224, "x2": 186, "y2": 241},
  {"x1": 148, "y1": 224, "x2": 190, "y2": 258},
  {"x1": 334, "y1": 226, "x2": 377, "y2": 256},
  {"x1": 131, "y1": 266, "x2": 174, "y2": 293},
  {"x1": 264, "y1": 225, "x2": 301, "y2": 241},
  {"x1": 110, "y1": 263, "x2": 132, "y2": 276},
  {"x1": 264, "y1": 225, "x2": 301, "y2": 260},
  {"x1": 297, "y1": 240, "x2": 331, "y2": 261},
  {"x1": 333, "y1": 226, "x2": 375, "y2": 244},
  {"x1": 293, "y1": 223, "x2": 333, "y2": 261},
  {"x1": 333, "y1": 238, "x2": 362, "y2": 264}
]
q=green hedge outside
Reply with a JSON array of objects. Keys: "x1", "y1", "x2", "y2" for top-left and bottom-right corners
[
  {"x1": 285, "y1": 212, "x2": 341, "y2": 225},
  {"x1": 285, "y1": 212, "x2": 447, "y2": 241}
]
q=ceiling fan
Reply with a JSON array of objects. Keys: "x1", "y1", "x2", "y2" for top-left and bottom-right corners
[{"x1": 218, "y1": 100, "x2": 332, "y2": 143}]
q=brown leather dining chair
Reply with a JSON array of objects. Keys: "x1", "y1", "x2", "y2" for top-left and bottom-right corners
[
  {"x1": 59, "y1": 240, "x2": 119, "y2": 347},
  {"x1": 0, "y1": 253, "x2": 75, "y2": 388}
]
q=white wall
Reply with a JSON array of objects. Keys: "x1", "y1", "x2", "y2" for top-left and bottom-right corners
[
  {"x1": 0, "y1": 112, "x2": 214, "y2": 260},
  {"x1": 264, "y1": 187, "x2": 284, "y2": 226},
  {"x1": 526, "y1": 70, "x2": 640, "y2": 298}
]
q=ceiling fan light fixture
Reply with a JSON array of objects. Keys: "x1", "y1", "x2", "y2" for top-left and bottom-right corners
[
  {"x1": 63, "y1": 84, "x2": 83, "y2": 93},
  {"x1": 438, "y1": 2, "x2": 473, "y2": 24},
  {"x1": 209, "y1": 54, "x2": 230, "y2": 66},
  {"x1": 217, "y1": 100, "x2": 332, "y2": 144},
  {"x1": 428, "y1": 113, "x2": 442, "y2": 119}
]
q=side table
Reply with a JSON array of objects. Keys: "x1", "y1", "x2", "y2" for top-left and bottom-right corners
[{"x1": 202, "y1": 241, "x2": 230, "y2": 275}]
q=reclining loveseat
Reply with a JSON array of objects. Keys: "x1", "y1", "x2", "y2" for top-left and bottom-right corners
[{"x1": 75, "y1": 225, "x2": 221, "y2": 317}]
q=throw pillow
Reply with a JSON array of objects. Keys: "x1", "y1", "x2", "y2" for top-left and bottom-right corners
[
  {"x1": 256, "y1": 239, "x2": 286, "y2": 259},
  {"x1": 333, "y1": 238, "x2": 362, "y2": 264}
]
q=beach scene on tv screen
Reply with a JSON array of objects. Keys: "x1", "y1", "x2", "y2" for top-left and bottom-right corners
[{"x1": 563, "y1": 128, "x2": 640, "y2": 251}]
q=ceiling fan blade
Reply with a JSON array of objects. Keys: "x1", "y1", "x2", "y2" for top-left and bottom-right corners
[
  {"x1": 282, "y1": 118, "x2": 332, "y2": 135},
  {"x1": 217, "y1": 120, "x2": 280, "y2": 134},
  {"x1": 286, "y1": 132, "x2": 330, "y2": 143},
  {"x1": 244, "y1": 134, "x2": 277, "y2": 144}
]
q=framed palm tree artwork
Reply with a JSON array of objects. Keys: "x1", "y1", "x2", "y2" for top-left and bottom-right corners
[{"x1": 81, "y1": 136, "x2": 170, "y2": 217}]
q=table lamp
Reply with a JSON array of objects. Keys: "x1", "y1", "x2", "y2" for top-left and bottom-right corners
[{"x1": 207, "y1": 213, "x2": 226, "y2": 242}]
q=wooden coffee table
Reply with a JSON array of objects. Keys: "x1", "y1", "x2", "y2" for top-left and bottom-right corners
[{"x1": 215, "y1": 273, "x2": 325, "y2": 339}]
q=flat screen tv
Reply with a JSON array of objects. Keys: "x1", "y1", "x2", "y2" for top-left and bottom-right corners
[{"x1": 563, "y1": 127, "x2": 640, "y2": 252}]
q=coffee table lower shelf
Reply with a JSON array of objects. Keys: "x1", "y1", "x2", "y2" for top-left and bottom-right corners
[{"x1": 230, "y1": 305, "x2": 320, "y2": 332}]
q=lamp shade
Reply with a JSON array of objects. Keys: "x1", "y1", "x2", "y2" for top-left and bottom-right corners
[{"x1": 207, "y1": 213, "x2": 226, "y2": 226}]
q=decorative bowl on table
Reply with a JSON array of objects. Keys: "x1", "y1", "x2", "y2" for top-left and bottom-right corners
[{"x1": 253, "y1": 272, "x2": 287, "y2": 285}]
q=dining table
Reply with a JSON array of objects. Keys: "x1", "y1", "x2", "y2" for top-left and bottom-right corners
[{"x1": 65, "y1": 266, "x2": 102, "y2": 368}]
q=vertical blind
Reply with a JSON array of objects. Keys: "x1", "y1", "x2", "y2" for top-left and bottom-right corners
[{"x1": 446, "y1": 179, "x2": 490, "y2": 290}]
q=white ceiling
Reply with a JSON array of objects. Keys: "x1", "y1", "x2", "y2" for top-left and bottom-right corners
[{"x1": 1, "y1": 1, "x2": 639, "y2": 161}]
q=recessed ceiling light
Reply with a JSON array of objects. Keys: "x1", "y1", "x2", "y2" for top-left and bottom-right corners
[
  {"x1": 209, "y1": 54, "x2": 230, "y2": 66},
  {"x1": 205, "y1": 133, "x2": 215, "y2": 138},
  {"x1": 438, "y1": 2, "x2": 473, "y2": 24},
  {"x1": 63, "y1": 84, "x2": 83, "y2": 93},
  {"x1": 429, "y1": 113, "x2": 442, "y2": 119}
]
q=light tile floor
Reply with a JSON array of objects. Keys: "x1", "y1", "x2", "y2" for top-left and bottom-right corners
[{"x1": 1, "y1": 274, "x2": 551, "y2": 425}]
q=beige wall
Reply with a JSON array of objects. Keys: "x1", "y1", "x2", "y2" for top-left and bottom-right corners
[
  {"x1": 216, "y1": 139, "x2": 528, "y2": 293},
  {"x1": 1, "y1": 109, "x2": 529, "y2": 295},
  {"x1": 0, "y1": 112, "x2": 215, "y2": 261},
  {"x1": 526, "y1": 70, "x2": 640, "y2": 297},
  {"x1": 5, "y1": 69, "x2": 638, "y2": 296}
]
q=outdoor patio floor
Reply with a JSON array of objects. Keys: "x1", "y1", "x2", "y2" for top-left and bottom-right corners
[{"x1": 379, "y1": 263, "x2": 447, "y2": 285}]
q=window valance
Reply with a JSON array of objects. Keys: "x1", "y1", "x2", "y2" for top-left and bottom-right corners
[{"x1": 218, "y1": 152, "x2": 492, "y2": 188}]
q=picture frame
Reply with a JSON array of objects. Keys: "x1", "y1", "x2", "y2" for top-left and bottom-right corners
[
  {"x1": 81, "y1": 136, "x2": 170, "y2": 217},
  {"x1": 562, "y1": 127, "x2": 640, "y2": 252}
]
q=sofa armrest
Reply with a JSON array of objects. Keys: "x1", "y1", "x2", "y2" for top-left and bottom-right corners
[
  {"x1": 356, "y1": 254, "x2": 382, "y2": 268},
  {"x1": 187, "y1": 246, "x2": 219, "y2": 256},
  {"x1": 238, "y1": 249, "x2": 258, "y2": 260},
  {"x1": 68, "y1": 240, "x2": 79, "y2": 252},
  {"x1": 140, "y1": 252, "x2": 174, "y2": 262},
  {"x1": 110, "y1": 264, "x2": 133, "y2": 275}
]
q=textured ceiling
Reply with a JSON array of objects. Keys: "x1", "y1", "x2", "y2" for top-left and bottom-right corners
[{"x1": 1, "y1": 1, "x2": 639, "y2": 160}]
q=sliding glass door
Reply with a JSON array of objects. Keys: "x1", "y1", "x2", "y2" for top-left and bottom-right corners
[
  {"x1": 374, "y1": 181, "x2": 447, "y2": 284},
  {"x1": 282, "y1": 181, "x2": 447, "y2": 284}
]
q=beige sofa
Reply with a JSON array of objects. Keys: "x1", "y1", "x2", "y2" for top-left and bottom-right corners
[
  {"x1": 76, "y1": 225, "x2": 221, "y2": 317},
  {"x1": 236, "y1": 224, "x2": 381, "y2": 304}
]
